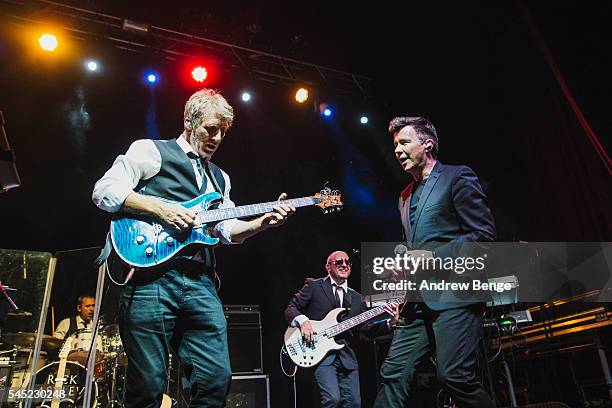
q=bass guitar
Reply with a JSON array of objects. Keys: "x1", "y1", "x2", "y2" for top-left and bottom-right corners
[
  {"x1": 49, "y1": 337, "x2": 74, "y2": 408},
  {"x1": 283, "y1": 299, "x2": 401, "y2": 367},
  {"x1": 110, "y1": 188, "x2": 342, "y2": 268}
]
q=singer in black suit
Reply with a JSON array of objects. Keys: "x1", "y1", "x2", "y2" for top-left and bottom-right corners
[
  {"x1": 373, "y1": 117, "x2": 496, "y2": 407},
  {"x1": 285, "y1": 251, "x2": 399, "y2": 408}
]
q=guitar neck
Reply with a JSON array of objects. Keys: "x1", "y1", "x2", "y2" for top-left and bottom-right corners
[
  {"x1": 197, "y1": 196, "x2": 317, "y2": 224},
  {"x1": 325, "y1": 301, "x2": 400, "y2": 338},
  {"x1": 50, "y1": 358, "x2": 68, "y2": 408}
]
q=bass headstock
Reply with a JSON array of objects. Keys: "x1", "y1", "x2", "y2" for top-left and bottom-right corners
[
  {"x1": 313, "y1": 187, "x2": 343, "y2": 214},
  {"x1": 59, "y1": 337, "x2": 74, "y2": 359}
]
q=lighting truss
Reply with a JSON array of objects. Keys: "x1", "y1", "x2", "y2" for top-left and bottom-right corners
[{"x1": 1, "y1": 0, "x2": 373, "y2": 98}]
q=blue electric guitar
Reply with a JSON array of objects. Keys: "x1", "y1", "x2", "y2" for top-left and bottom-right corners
[{"x1": 110, "y1": 188, "x2": 342, "y2": 268}]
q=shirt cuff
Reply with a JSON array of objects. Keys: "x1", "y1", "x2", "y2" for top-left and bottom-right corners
[
  {"x1": 92, "y1": 183, "x2": 134, "y2": 213},
  {"x1": 386, "y1": 318, "x2": 396, "y2": 331},
  {"x1": 214, "y1": 219, "x2": 243, "y2": 245},
  {"x1": 292, "y1": 315, "x2": 309, "y2": 327}
]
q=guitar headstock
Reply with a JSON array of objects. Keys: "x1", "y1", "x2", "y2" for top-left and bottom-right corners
[
  {"x1": 59, "y1": 337, "x2": 73, "y2": 359},
  {"x1": 313, "y1": 187, "x2": 343, "y2": 214}
]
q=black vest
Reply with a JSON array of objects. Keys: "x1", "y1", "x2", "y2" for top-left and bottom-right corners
[
  {"x1": 135, "y1": 139, "x2": 226, "y2": 268},
  {"x1": 65, "y1": 316, "x2": 85, "y2": 340}
]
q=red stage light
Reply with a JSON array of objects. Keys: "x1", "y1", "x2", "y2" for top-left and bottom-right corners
[{"x1": 191, "y1": 66, "x2": 208, "y2": 83}]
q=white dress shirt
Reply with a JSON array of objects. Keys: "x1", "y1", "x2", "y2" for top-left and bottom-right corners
[
  {"x1": 54, "y1": 315, "x2": 91, "y2": 339},
  {"x1": 54, "y1": 315, "x2": 103, "y2": 351},
  {"x1": 92, "y1": 134, "x2": 239, "y2": 243}
]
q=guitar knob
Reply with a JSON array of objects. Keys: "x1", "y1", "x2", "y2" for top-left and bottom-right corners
[
  {"x1": 145, "y1": 247, "x2": 154, "y2": 257},
  {"x1": 166, "y1": 236, "x2": 174, "y2": 246},
  {"x1": 136, "y1": 235, "x2": 145, "y2": 245}
]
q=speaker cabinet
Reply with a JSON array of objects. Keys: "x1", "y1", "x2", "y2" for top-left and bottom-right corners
[
  {"x1": 224, "y1": 305, "x2": 263, "y2": 374},
  {"x1": 226, "y1": 375, "x2": 270, "y2": 408}
]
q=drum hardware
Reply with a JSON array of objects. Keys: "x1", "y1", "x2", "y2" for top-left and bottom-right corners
[
  {"x1": 6, "y1": 310, "x2": 33, "y2": 318},
  {"x1": 97, "y1": 323, "x2": 128, "y2": 408}
]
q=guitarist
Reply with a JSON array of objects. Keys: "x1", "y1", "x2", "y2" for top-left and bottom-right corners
[
  {"x1": 373, "y1": 117, "x2": 496, "y2": 408},
  {"x1": 92, "y1": 88, "x2": 295, "y2": 408},
  {"x1": 284, "y1": 250, "x2": 399, "y2": 408}
]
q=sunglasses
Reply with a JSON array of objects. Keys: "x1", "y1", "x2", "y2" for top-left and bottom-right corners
[{"x1": 331, "y1": 258, "x2": 351, "y2": 266}]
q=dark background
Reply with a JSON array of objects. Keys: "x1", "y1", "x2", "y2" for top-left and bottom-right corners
[{"x1": 0, "y1": 1, "x2": 610, "y2": 406}]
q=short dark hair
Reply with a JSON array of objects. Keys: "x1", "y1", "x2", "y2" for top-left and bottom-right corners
[
  {"x1": 77, "y1": 295, "x2": 95, "y2": 306},
  {"x1": 389, "y1": 116, "x2": 439, "y2": 158}
]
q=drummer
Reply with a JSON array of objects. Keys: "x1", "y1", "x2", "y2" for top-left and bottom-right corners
[{"x1": 54, "y1": 294, "x2": 102, "y2": 353}]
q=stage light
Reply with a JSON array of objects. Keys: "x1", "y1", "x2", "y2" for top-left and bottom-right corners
[
  {"x1": 295, "y1": 88, "x2": 309, "y2": 103},
  {"x1": 360, "y1": 116, "x2": 369, "y2": 124},
  {"x1": 146, "y1": 73, "x2": 158, "y2": 84},
  {"x1": 86, "y1": 60, "x2": 98, "y2": 71},
  {"x1": 319, "y1": 103, "x2": 334, "y2": 119},
  {"x1": 38, "y1": 34, "x2": 58, "y2": 52},
  {"x1": 191, "y1": 66, "x2": 207, "y2": 83},
  {"x1": 241, "y1": 92, "x2": 251, "y2": 102}
]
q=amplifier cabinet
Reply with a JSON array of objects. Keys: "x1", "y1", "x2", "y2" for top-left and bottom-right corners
[
  {"x1": 226, "y1": 375, "x2": 270, "y2": 408},
  {"x1": 224, "y1": 305, "x2": 263, "y2": 374}
]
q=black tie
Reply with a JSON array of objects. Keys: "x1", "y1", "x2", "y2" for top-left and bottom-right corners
[
  {"x1": 333, "y1": 284, "x2": 342, "y2": 308},
  {"x1": 187, "y1": 152, "x2": 206, "y2": 181}
]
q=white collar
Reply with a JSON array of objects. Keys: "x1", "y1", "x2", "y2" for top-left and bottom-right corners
[
  {"x1": 177, "y1": 133, "x2": 198, "y2": 157},
  {"x1": 327, "y1": 275, "x2": 348, "y2": 292},
  {"x1": 76, "y1": 315, "x2": 90, "y2": 326}
]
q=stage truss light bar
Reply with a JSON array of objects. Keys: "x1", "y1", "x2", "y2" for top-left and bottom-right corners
[
  {"x1": 1, "y1": 0, "x2": 372, "y2": 98},
  {"x1": 122, "y1": 19, "x2": 150, "y2": 34}
]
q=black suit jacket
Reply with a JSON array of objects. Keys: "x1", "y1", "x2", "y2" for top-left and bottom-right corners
[
  {"x1": 284, "y1": 276, "x2": 388, "y2": 369},
  {"x1": 399, "y1": 161, "x2": 496, "y2": 310}
]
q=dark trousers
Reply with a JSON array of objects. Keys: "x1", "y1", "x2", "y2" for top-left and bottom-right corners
[
  {"x1": 118, "y1": 268, "x2": 231, "y2": 408},
  {"x1": 313, "y1": 353, "x2": 361, "y2": 408},
  {"x1": 373, "y1": 304, "x2": 494, "y2": 408}
]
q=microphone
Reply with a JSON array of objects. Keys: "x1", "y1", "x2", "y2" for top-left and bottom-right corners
[{"x1": 394, "y1": 244, "x2": 408, "y2": 256}]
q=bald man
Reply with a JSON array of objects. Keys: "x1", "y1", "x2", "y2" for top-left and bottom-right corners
[{"x1": 285, "y1": 251, "x2": 399, "y2": 408}]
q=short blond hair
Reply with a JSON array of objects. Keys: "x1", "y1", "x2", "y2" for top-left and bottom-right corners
[{"x1": 184, "y1": 88, "x2": 234, "y2": 132}]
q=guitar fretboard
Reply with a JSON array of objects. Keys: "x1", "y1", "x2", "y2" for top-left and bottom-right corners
[
  {"x1": 196, "y1": 197, "x2": 317, "y2": 225},
  {"x1": 325, "y1": 301, "x2": 400, "y2": 338}
]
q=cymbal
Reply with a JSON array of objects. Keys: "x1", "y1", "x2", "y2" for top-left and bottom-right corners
[
  {"x1": 3, "y1": 332, "x2": 63, "y2": 351},
  {"x1": 6, "y1": 310, "x2": 33, "y2": 318}
]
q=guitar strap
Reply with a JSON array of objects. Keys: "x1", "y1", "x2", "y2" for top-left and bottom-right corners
[
  {"x1": 93, "y1": 232, "x2": 136, "y2": 286},
  {"x1": 93, "y1": 233, "x2": 112, "y2": 268}
]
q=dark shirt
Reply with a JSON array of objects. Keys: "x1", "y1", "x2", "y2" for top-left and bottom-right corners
[{"x1": 409, "y1": 179, "x2": 425, "y2": 227}]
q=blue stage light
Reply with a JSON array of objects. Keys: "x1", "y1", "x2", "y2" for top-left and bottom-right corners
[
  {"x1": 146, "y1": 73, "x2": 158, "y2": 84},
  {"x1": 323, "y1": 108, "x2": 333, "y2": 117}
]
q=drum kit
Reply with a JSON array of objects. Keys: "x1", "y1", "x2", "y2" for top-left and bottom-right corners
[{"x1": 0, "y1": 313, "x2": 128, "y2": 407}]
